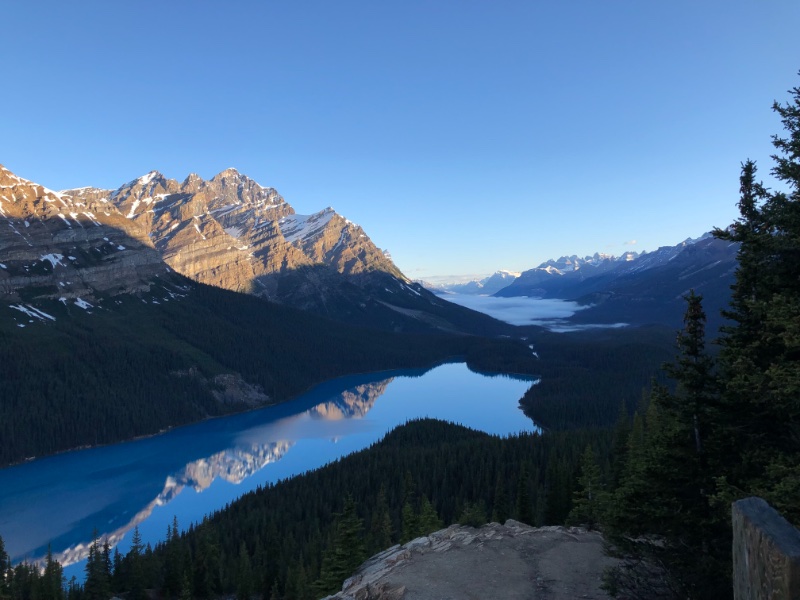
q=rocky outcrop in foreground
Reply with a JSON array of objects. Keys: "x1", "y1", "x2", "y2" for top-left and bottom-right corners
[{"x1": 325, "y1": 520, "x2": 617, "y2": 600}]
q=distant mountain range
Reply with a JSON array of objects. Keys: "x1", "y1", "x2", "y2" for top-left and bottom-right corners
[
  {"x1": 420, "y1": 270, "x2": 520, "y2": 296},
  {"x1": 496, "y1": 233, "x2": 737, "y2": 330}
]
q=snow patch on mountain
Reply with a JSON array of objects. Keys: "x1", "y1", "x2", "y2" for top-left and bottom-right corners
[
  {"x1": 10, "y1": 304, "x2": 56, "y2": 321},
  {"x1": 279, "y1": 209, "x2": 336, "y2": 243},
  {"x1": 41, "y1": 253, "x2": 65, "y2": 268}
]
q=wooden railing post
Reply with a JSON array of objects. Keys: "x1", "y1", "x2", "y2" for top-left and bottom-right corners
[{"x1": 732, "y1": 497, "x2": 800, "y2": 599}]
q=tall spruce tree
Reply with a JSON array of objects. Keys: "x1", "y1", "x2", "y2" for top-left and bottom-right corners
[
  {"x1": 491, "y1": 474, "x2": 510, "y2": 524},
  {"x1": 514, "y1": 463, "x2": 534, "y2": 525},
  {"x1": 235, "y1": 542, "x2": 253, "y2": 600},
  {"x1": 369, "y1": 484, "x2": 393, "y2": 552},
  {"x1": 608, "y1": 295, "x2": 729, "y2": 598},
  {"x1": 607, "y1": 74, "x2": 800, "y2": 599},
  {"x1": 84, "y1": 531, "x2": 110, "y2": 600},
  {"x1": 0, "y1": 535, "x2": 8, "y2": 600},
  {"x1": 315, "y1": 497, "x2": 365, "y2": 597},
  {"x1": 566, "y1": 445, "x2": 606, "y2": 531},
  {"x1": 42, "y1": 545, "x2": 65, "y2": 600},
  {"x1": 712, "y1": 78, "x2": 800, "y2": 522}
]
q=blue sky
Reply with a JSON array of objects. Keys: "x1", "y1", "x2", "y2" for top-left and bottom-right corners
[{"x1": 3, "y1": 1, "x2": 799, "y2": 279}]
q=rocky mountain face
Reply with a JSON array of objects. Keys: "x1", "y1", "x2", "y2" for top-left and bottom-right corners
[
  {"x1": 61, "y1": 168, "x2": 405, "y2": 305},
  {"x1": 497, "y1": 234, "x2": 738, "y2": 329},
  {"x1": 0, "y1": 164, "x2": 170, "y2": 304},
  {"x1": 1, "y1": 164, "x2": 503, "y2": 334}
]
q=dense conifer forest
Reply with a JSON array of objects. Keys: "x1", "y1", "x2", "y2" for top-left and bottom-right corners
[{"x1": 0, "y1": 419, "x2": 613, "y2": 600}]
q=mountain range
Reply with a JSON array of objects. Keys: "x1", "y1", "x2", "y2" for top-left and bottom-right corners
[
  {"x1": 0, "y1": 164, "x2": 505, "y2": 335},
  {"x1": 496, "y1": 233, "x2": 738, "y2": 330},
  {"x1": 421, "y1": 270, "x2": 520, "y2": 296}
]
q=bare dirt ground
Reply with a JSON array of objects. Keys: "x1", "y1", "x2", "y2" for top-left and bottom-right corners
[{"x1": 325, "y1": 520, "x2": 619, "y2": 600}]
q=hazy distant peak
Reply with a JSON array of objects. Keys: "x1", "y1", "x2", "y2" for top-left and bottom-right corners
[
  {"x1": 496, "y1": 269, "x2": 521, "y2": 278},
  {"x1": 423, "y1": 269, "x2": 519, "y2": 295}
]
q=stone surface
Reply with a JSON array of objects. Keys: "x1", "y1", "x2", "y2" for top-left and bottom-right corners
[
  {"x1": 324, "y1": 521, "x2": 618, "y2": 600},
  {"x1": 732, "y1": 497, "x2": 800, "y2": 600}
]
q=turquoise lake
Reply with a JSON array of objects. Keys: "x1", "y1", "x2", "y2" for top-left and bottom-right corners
[{"x1": 0, "y1": 362, "x2": 537, "y2": 578}]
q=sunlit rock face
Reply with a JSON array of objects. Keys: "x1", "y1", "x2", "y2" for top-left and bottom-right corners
[
  {"x1": 3, "y1": 164, "x2": 445, "y2": 328},
  {"x1": 0, "y1": 164, "x2": 168, "y2": 301},
  {"x1": 63, "y1": 168, "x2": 404, "y2": 303}
]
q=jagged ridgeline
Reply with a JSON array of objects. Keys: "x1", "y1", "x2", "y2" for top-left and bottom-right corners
[{"x1": 0, "y1": 164, "x2": 505, "y2": 334}]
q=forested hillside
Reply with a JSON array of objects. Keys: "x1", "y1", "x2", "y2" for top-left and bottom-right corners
[{"x1": 0, "y1": 279, "x2": 534, "y2": 467}]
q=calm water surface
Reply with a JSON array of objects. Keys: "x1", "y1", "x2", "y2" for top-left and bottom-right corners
[{"x1": 0, "y1": 362, "x2": 537, "y2": 577}]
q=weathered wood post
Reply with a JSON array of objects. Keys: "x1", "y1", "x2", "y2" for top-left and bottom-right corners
[{"x1": 732, "y1": 497, "x2": 800, "y2": 599}]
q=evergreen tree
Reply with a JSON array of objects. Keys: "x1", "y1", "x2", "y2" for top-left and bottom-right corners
[
  {"x1": 179, "y1": 572, "x2": 192, "y2": 600},
  {"x1": 608, "y1": 295, "x2": 731, "y2": 597},
  {"x1": 417, "y1": 496, "x2": 443, "y2": 534},
  {"x1": 400, "y1": 500, "x2": 419, "y2": 544},
  {"x1": 566, "y1": 445, "x2": 606, "y2": 530},
  {"x1": 66, "y1": 576, "x2": 81, "y2": 600},
  {"x1": 0, "y1": 535, "x2": 8, "y2": 600},
  {"x1": 268, "y1": 581, "x2": 280, "y2": 600},
  {"x1": 315, "y1": 497, "x2": 365, "y2": 597},
  {"x1": 491, "y1": 474, "x2": 509, "y2": 523},
  {"x1": 712, "y1": 83, "x2": 800, "y2": 521},
  {"x1": 543, "y1": 455, "x2": 572, "y2": 525},
  {"x1": 128, "y1": 526, "x2": 147, "y2": 600},
  {"x1": 101, "y1": 541, "x2": 112, "y2": 595},
  {"x1": 458, "y1": 500, "x2": 487, "y2": 528},
  {"x1": 111, "y1": 549, "x2": 122, "y2": 593},
  {"x1": 608, "y1": 400, "x2": 631, "y2": 488},
  {"x1": 235, "y1": 542, "x2": 252, "y2": 600},
  {"x1": 83, "y1": 531, "x2": 109, "y2": 600},
  {"x1": 163, "y1": 518, "x2": 183, "y2": 598},
  {"x1": 514, "y1": 464, "x2": 533, "y2": 525},
  {"x1": 369, "y1": 485, "x2": 393, "y2": 552},
  {"x1": 42, "y1": 545, "x2": 65, "y2": 600},
  {"x1": 192, "y1": 526, "x2": 220, "y2": 600}
]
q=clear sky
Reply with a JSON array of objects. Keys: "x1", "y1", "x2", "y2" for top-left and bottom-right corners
[{"x1": 3, "y1": 1, "x2": 799, "y2": 280}]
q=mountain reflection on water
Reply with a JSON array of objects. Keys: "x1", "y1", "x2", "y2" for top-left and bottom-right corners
[
  {"x1": 0, "y1": 363, "x2": 535, "y2": 574},
  {"x1": 51, "y1": 440, "x2": 293, "y2": 568}
]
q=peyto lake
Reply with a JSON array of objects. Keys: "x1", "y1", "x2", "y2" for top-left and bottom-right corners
[{"x1": 0, "y1": 362, "x2": 537, "y2": 578}]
